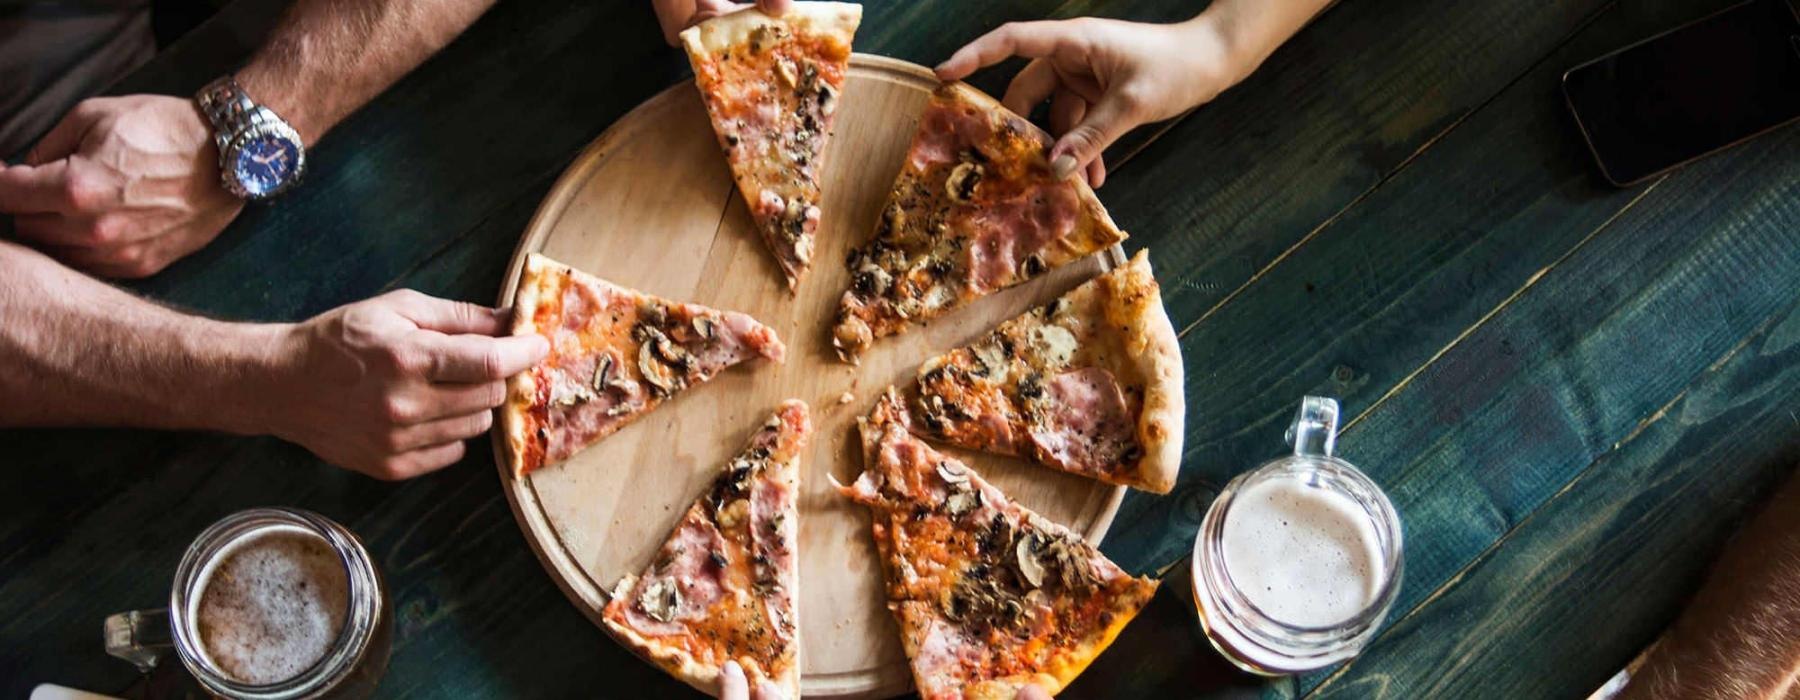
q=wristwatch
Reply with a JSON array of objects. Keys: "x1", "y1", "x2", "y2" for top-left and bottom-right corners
[{"x1": 195, "y1": 76, "x2": 307, "y2": 200}]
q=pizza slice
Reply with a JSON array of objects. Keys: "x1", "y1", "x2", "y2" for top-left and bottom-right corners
[
  {"x1": 832, "y1": 82, "x2": 1128, "y2": 362},
  {"x1": 903, "y1": 250, "x2": 1183, "y2": 493},
  {"x1": 603, "y1": 400, "x2": 810, "y2": 698},
  {"x1": 502, "y1": 253, "x2": 786, "y2": 476},
  {"x1": 681, "y1": 2, "x2": 862, "y2": 291},
  {"x1": 842, "y1": 389, "x2": 1158, "y2": 700}
]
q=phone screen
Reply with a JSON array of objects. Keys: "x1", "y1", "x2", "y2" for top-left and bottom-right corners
[{"x1": 1563, "y1": 0, "x2": 1800, "y2": 184}]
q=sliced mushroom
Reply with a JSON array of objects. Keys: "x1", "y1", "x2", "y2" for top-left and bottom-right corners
[
  {"x1": 591, "y1": 354, "x2": 614, "y2": 391},
  {"x1": 639, "y1": 579, "x2": 681, "y2": 623},
  {"x1": 639, "y1": 342, "x2": 677, "y2": 396},
  {"x1": 936, "y1": 462, "x2": 970, "y2": 486},
  {"x1": 945, "y1": 162, "x2": 983, "y2": 203},
  {"x1": 945, "y1": 490, "x2": 980, "y2": 518},
  {"x1": 692, "y1": 316, "x2": 716, "y2": 340},
  {"x1": 1016, "y1": 534, "x2": 1047, "y2": 589},
  {"x1": 775, "y1": 57, "x2": 798, "y2": 88}
]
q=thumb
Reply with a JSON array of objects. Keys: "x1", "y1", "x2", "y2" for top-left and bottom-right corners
[
  {"x1": 1047, "y1": 95, "x2": 1136, "y2": 181},
  {"x1": 756, "y1": 0, "x2": 792, "y2": 15}
]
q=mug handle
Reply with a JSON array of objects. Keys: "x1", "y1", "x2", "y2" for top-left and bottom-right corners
[
  {"x1": 1286, "y1": 395, "x2": 1340, "y2": 459},
  {"x1": 104, "y1": 608, "x2": 173, "y2": 673}
]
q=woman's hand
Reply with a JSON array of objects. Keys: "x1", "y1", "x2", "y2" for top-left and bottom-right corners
[
  {"x1": 652, "y1": 0, "x2": 794, "y2": 46},
  {"x1": 935, "y1": 17, "x2": 1243, "y2": 188}
]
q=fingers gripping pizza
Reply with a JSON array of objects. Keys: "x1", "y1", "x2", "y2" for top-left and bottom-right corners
[
  {"x1": 602, "y1": 401, "x2": 811, "y2": 698},
  {"x1": 832, "y1": 83, "x2": 1128, "y2": 362},
  {"x1": 905, "y1": 250, "x2": 1184, "y2": 493},
  {"x1": 843, "y1": 389, "x2": 1159, "y2": 700},
  {"x1": 503, "y1": 254, "x2": 786, "y2": 476},
  {"x1": 681, "y1": 2, "x2": 862, "y2": 291}
]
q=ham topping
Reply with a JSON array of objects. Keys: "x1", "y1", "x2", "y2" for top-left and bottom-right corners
[{"x1": 1026, "y1": 366, "x2": 1136, "y2": 473}]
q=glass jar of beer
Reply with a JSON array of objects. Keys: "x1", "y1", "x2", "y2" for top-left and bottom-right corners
[
  {"x1": 105, "y1": 507, "x2": 393, "y2": 699},
  {"x1": 1191, "y1": 396, "x2": 1404, "y2": 674}
]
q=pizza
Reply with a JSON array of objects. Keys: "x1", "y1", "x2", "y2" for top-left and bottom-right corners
[
  {"x1": 902, "y1": 250, "x2": 1183, "y2": 493},
  {"x1": 502, "y1": 253, "x2": 786, "y2": 476},
  {"x1": 842, "y1": 389, "x2": 1159, "y2": 700},
  {"x1": 831, "y1": 82, "x2": 1128, "y2": 362},
  {"x1": 602, "y1": 400, "x2": 810, "y2": 698},
  {"x1": 681, "y1": 2, "x2": 862, "y2": 291}
]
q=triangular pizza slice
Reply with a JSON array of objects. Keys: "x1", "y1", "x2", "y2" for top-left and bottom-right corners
[
  {"x1": 842, "y1": 389, "x2": 1158, "y2": 699},
  {"x1": 681, "y1": 2, "x2": 862, "y2": 291},
  {"x1": 503, "y1": 253, "x2": 786, "y2": 476},
  {"x1": 903, "y1": 250, "x2": 1183, "y2": 493},
  {"x1": 832, "y1": 82, "x2": 1128, "y2": 362},
  {"x1": 602, "y1": 400, "x2": 810, "y2": 697}
]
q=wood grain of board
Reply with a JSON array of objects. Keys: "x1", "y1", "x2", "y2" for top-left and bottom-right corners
[{"x1": 490, "y1": 55, "x2": 1127, "y2": 698}]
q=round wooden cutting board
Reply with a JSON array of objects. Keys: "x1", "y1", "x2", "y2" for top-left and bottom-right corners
[{"x1": 493, "y1": 55, "x2": 1127, "y2": 699}]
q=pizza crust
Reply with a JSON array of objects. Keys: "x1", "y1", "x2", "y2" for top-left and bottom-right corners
[
  {"x1": 500, "y1": 252, "x2": 555, "y2": 478},
  {"x1": 679, "y1": 1, "x2": 862, "y2": 59},
  {"x1": 1107, "y1": 250, "x2": 1184, "y2": 494}
]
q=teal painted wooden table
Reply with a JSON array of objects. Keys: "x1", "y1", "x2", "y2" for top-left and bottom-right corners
[{"x1": 6, "y1": 0, "x2": 1800, "y2": 697}]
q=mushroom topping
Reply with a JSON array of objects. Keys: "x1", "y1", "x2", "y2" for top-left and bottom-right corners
[
  {"x1": 653, "y1": 334, "x2": 693, "y2": 370},
  {"x1": 945, "y1": 162, "x2": 983, "y2": 203},
  {"x1": 1020, "y1": 253, "x2": 1047, "y2": 277},
  {"x1": 591, "y1": 354, "x2": 615, "y2": 392},
  {"x1": 639, "y1": 342, "x2": 678, "y2": 397},
  {"x1": 817, "y1": 82, "x2": 837, "y2": 117},
  {"x1": 945, "y1": 489, "x2": 981, "y2": 518},
  {"x1": 692, "y1": 316, "x2": 715, "y2": 341},
  {"x1": 639, "y1": 579, "x2": 681, "y2": 623},
  {"x1": 936, "y1": 462, "x2": 970, "y2": 486},
  {"x1": 1015, "y1": 534, "x2": 1048, "y2": 589},
  {"x1": 775, "y1": 57, "x2": 798, "y2": 88}
]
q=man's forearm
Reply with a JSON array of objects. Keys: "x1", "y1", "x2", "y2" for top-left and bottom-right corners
[
  {"x1": 0, "y1": 240, "x2": 289, "y2": 434},
  {"x1": 236, "y1": 0, "x2": 498, "y2": 143},
  {"x1": 1190, "y1": 0, "x2": 1335, "y2": 86},
  {"x1": 1620, "y1": 470, "x2": 1800, "y2": 699}
]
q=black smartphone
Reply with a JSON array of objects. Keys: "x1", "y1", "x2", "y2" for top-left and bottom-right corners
[{"x1": 1562, "y1": 0, "x2": 1800, "y2": 185}]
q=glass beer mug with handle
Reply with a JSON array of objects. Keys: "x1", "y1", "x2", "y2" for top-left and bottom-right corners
[
  {"x1": 1191, "y1": 396, "x2": 1404, "y2": 674},
  {"x1": 104, "y1": 507, "x2": 393, "y2": 699}
]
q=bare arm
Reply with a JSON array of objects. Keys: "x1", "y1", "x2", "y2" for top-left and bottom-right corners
[
  {"x1": 0, "y1": 0, "x2": 496, "y2": 278},
  {"x1": 0, "y1": 240, "x2": 546, "y2": 480},
  {"x1": 239, "y1": 0, "x2": 499, "y2": 143},
  {"x1": 936, "y1": 0, "x2": 1334, "y2": 186},
  {"x1": 0, "y1": 239, "x2": 283, "y2": 431},
  {"x1": 1619, "y1": 470, "x2": 1800, "y2": 699}
]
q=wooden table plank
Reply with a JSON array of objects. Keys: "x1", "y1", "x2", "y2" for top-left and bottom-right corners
[
  {"x1": 1099, "y1": 0, "x2": 1734, "y2": 575},
  {"x1": 1309, "y1": 297, "x2": 1800, "y2": 698},
  {"x1": 1279, "y1": 105, "x2": 1800, "y2": 698}
]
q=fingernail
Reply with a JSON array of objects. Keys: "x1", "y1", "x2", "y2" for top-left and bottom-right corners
[{"x1": 1050, "y1": 154, "x2": 1077, "y2": 180}]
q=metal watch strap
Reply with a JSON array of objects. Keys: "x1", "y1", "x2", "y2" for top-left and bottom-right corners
[{"x1": 196, "y1": 76, "x2": 257, "y2": 154}]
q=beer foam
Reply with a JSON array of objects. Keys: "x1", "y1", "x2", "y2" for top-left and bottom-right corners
[
  {"x1": 1220, "y1": 476, "x2": 1384, "y2": 627},
  {"x1": 195, "y1": 526, "x2": 350, "y2": 685}
]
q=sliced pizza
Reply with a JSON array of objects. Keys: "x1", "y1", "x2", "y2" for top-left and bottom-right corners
[
  {"x1": 502, "y1": 253, "x2": 786, "y2": 476},
  {"x1": 903, "y1": 250, "x2": 1183, "y2": 493},
  {"x1": 602, "y1": 400, "x2": 810, "y2": 698},
  {"x1": 681, "y1": 2, "x2": 862, "y2": 291},
  {"x1": 842, "y1": 389, "x2": 1158, "y2": 700},
  {"x1": 832, "y1": 82, "x2": 1128, "y2": 362}
]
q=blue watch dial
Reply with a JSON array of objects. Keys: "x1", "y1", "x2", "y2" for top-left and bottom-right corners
[{"x1": 232, "y1": 134, "x2": 301, "y2": 197}]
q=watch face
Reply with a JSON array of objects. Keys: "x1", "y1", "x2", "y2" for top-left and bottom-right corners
[{"x1": 232, "y1": 134, "x2": 301, "y2": 197}]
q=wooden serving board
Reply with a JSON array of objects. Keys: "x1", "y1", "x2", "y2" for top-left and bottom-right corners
[{"x1": 493, "y1": 55, "x2": 1126, "y2": 699}]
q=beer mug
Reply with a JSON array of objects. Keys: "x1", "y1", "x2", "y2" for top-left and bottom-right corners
[
  {"x1": 1190, "y1": 396, "x2": 1404, "y2": 674},
  {"x1": 105, "y1": 508, "x2": 393, "y2": 699}
]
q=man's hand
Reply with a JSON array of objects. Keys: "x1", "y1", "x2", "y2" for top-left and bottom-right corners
[
  {"x1": 267, "y1": 289, "x2": 548, "y2": 481},
  {"x1": 652, "y1": 0, "x2": 793, "y2": 46},
  {"x1": 0, "y1": 95, "x2": 242, "y2": 278},
  {"x1": 935, "y1": 18, "x2": 1241, "y2": 189}
]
